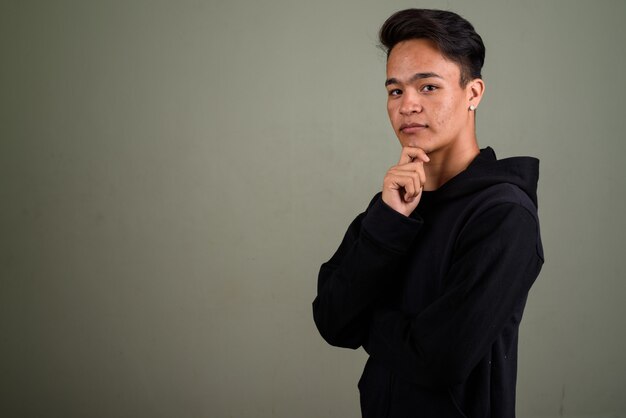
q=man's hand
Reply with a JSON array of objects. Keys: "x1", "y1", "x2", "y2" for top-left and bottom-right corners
[{"x1": 382, "y1": 147, "x2": 429, "y2": 217}]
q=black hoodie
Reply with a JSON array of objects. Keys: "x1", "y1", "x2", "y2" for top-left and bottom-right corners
[{"x1": 313, "y1": 147, "x2": 544, "y2": 418}]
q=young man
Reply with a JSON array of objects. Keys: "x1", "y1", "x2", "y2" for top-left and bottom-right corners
[{"x1": 313, "y1": 9, "x2": 544, "y2": 418}]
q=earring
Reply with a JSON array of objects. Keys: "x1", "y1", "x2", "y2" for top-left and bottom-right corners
[{"x1": 469, "y1": 105, "x2": 477, "y2": 111}]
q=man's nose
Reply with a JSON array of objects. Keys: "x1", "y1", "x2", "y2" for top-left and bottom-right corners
[{"x1": 399, "y1": 91, "x2": 422, "y2": 115}]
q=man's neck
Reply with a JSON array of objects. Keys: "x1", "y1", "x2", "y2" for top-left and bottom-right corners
[{"x1": 423, "y1": 141, "x2": 480, "y2": 191}]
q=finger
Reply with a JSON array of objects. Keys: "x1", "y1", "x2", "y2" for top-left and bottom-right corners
[
  {"x1": 414, "y1": 162, "x2": 426, "y2": 189},
  {"x1": 384, "y1": 172, "x2": 414, "y2": 194},
  {"x1": 389, "y1": 164, "x2": 424, "y2": 184},
  {"x1": 392, "y1": 161, "x2": 424, "y2": 172},
  {"x1": 393, "y1": 161, "x2": 426, "y2": 190},
  {"x1": 398, "y1": 147, "x2": 430, "y2": 165},
  {"x1": 403, "y1": 172, "x2": 424, "y2": 202},
  {"x1": 387, "y1": 171, "x2": 420, "y2": 200}
]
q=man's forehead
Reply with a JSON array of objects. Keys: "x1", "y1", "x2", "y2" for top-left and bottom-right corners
[{"x1": 386, "y1": 41, "x2": 461, "y2": 83}]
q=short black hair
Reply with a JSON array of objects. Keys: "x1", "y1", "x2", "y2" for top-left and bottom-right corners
[{"x1": 379, "y1": 9, "x2": 485, "y2": 86}]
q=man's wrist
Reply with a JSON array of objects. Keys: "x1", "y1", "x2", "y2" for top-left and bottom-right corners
[{"x1": 361, "y1": 196, "x2": 422, "y2": 253}]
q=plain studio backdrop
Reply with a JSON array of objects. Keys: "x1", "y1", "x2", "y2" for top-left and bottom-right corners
[{"x1": 1, "y1": 1, "x2": 625, "y2": 417}]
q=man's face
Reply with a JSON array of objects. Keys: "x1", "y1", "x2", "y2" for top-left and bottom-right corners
[{"x1": 385, "y1": 39, "x2": 477, "y2": 154}]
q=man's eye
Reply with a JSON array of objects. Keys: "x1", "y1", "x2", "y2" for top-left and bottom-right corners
[
  {"x1": 388, "y1": 89, "x2": 402, "y2": 96},
  {"x1": 421, "y1": 85, "x2": 437, "y2": 92}
]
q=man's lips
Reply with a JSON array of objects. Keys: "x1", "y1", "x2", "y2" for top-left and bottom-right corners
[{"x1": 400, "y1": 122, "x2": 428, "y2": 133}]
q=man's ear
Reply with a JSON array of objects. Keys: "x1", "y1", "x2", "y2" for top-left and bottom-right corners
[{"x1": 467, "y1": 78, "x2": 485, "y2": 108}]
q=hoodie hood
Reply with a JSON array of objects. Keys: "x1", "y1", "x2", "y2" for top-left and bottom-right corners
[{"x1": 428, "y1": 147, "x2": 540, "y2": 207}]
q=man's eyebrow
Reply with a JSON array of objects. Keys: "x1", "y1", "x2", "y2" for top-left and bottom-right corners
[{"x1": 385, "y1": 72, "x2": 443, "y2": 86}]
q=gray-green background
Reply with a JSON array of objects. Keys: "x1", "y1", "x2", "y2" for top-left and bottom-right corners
[{"x1": 1, "y1": 1, "x2": 625, "y2": 417}]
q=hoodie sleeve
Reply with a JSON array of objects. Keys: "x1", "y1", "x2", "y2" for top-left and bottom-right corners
[
  {"x1": 364, "y1": 202, "x2": 544, "y2": 387},
  {"x1": 312, "y1": 194, "x2": 423, "y2": 349}
]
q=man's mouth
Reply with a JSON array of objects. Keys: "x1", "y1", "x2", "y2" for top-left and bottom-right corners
[{"x1": 400, "y1": 122, "x2": 428, "y2": 133}]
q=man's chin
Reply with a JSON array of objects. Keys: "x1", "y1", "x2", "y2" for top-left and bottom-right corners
[
  {"x1": 397, "y1": 134, "x2": 430, "y2": 150},
  {"x1": 401, "y1": 140, "x2": 429, "y2": 151}
]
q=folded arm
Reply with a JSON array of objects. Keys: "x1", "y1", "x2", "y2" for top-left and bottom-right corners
[{"x1": 313, "y1": 195, "x2": 423, "y2": 348}]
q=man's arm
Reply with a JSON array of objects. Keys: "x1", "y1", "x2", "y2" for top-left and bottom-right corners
[
  {"x1": 364, "y1": 202, "x2": 544, "y2": 387},
  {"x1": 313, "y1": 147, "x2": 428, "y2": 348},
  {"x1": 312, "y1": 194, "x2": 423, "y2": 349}
]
